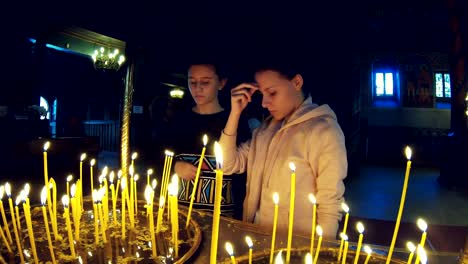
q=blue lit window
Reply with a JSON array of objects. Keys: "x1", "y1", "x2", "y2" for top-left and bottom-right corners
[
  {"x1": 435, "y1": 73, "x2": 451, "y2": 99},
  {"x1": 375, "y1": 71, "x2": 394, "y2": 97}
]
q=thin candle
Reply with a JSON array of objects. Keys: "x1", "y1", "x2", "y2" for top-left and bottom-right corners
[
  {"x1": 225, "y1": 242, "x2": 236, "y2": 264},
  {"x1": 354, "y1": 222, "x2": 365, "y2": 264},
  {"x1": 62, "y1": 195, "x2": 76, "y2": 258},
  {"x1": 245, "y1": 236, "x2": 253, "y2": 264},
  {"x1": 156, "y1": 196, "x2": 165, "y2": 233},
  {"x1": 134, "y1": 174, "x2": 139, "y2": 216},
  {"x1": 14, "y1": 195, "x2": 22, "y2": 236},
  {"x1": 49, "y1": 178, "x2": 60, "y2": 241},
  {"x1": 43, "y1": 142, "x2": 51, "y2": 204},
  {"x1": 286, "y1": 162, "x2": 296, "y2": 263},
  {"x1": 66, "y1": 175, "x2": 73, "y2": 201},
  {"x1": 338, "y1": 202, "x2": 350, "y2": 261},
  {"x1": 414, "y1": 219, "x2": 428, "y2": 264},
  {"x1": 341, "y1": 233, "x2": 349, "y2": 264},
  {"x1": 0, "y1": 185, "x2": 13, "y2": 245},
  {"x1": 23, "y1": 194, "x2": 39, "y2": 264},
  {"x1": 128, "y1": 166, "x2": 135, "y2": 228},
  {"x1": 90, "y1": 159, "x2": 96, "y2": 197},
  {"x1": 309, "y1": 193, "x2": 317, "y2": 256},
  {"x1": 70, "y1": 184, "x2": 80, "y2": 241},
  {"x1": 5, "y1": 183, "x2": 24, "y2": 263},
  {"x1": 386, "y1": 146, "x2": 412, "y2": 264},
  {"x1": 109, "y1": 172, "x2": 117, "y2": 224},
  {"x1": 170, "y1": 175, "x2": 179, "y2": 258},
  {"x1": 92, "y1": 190, "x2": 99, "y2": 245},
  {"x1": 416, "y1": 245, "x2": 427, "y2": 264},
  {"x1": 121, "y1": 177, "x2": 127, "y2": 239},
  {"x1": 313, "y1": 225, "x2": 323, "y2": 264},
  {"x1": 406, "y1": 241, "x2": 416, "y2": 264},
  {"x1": 363, "y1": 245, "x2": 373, "y2": 264},
  {"x1": 131, "y1": 152, "x2": 138, "y2": 169},
  {"x1": 210, "y1": 142, "x2": 223, "y2": 264},
  {"x1": 274, "y1": 250, "x2": 283, "y2": 264},
  {"x1": 186, "y1": 135, "x2": 208, "y2": 228},
  {"x1": 270, "y1": 192, "x2": 279, "y2": 264}
]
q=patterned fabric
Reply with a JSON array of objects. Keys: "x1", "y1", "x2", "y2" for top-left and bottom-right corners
[{"x1": 176, "y1": 154, "x2": 235, "y2": 215}]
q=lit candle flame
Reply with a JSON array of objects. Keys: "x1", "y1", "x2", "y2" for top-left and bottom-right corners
[
  {"x1": 407, "y1": 241, "x2": 416, "y2": 252},
  {"x1": 109, "y1": 171, "x2": 115, "y2": 183},
  {"x1": 364, "y1": 245, "x2": 372, "y2": 254},
  {"x1": 102, "y1": 166, "x2": 109, "y2": 177},
  {"x1": 341, "y1": 202, "x2": 349, "y2": 213},
  {"x1": 43, "y1": 141, "x2": 50, "y2": 151},
  {"x1": 214, "y1": 142, "x2": 223, "y2": 169},
  {"x1": 15, "y1": 194, "x2": 22, "y2": 206},
  {"x1": 118, "y1": 170, "x2": 122, "y2": 179},
  {"x1": 152, "y1": 179, "x2": 157, "y2": 190},
  {"x1": 357, "y1": 222, "x2": 365, "y2": 234},
  {"x1": 144, "y1": 186, "x2": 152, "y2": 204},
  {"x1": 308, "y1": 193, "x2": 316, "y2": 204},
  {"x1": 92, "y1": 189, "x2": 99, "y2": 203},
  {"x1": 90, "y1": 159, "x2": 96, "y2": 166},
  {"x1": 62, "y1": 195, "x2": 69, "y2": 208},
  {"x1": 5, "y1": 182, "x2": 11, "y2": 197},
  {"x1": 159, "y1": 196, "x2": 165, "y2": 207},
  {"x1": 164, "y1": 150, "x2": 174, "y2": 156},
  {"x1": 417, "y1": 218, "x2": 427, "y2": 232},
  {"x1": 41, "y1": 187, "x2": 47, "y2": 205},
  {"x1": 71, "y1": 184, "x2": 76, "y2": 198},
  {"x1": 134, "y1": 174, "x2": 139, "y2": 182},
  {"x1": 340, "y1": 233, "x2": 348, "y2": 241},
  {"x1": 203, "y1": 134, "x2": 208, "y2": 146},
  {"x1": 273, "y1": 192, "x2": 279, "y2": 205},
  {"x1": 23, "y1": 183, "x2": 30, "y2": 197},
  {"x1": 129, "y1": 165, "x2": 134, "y2": 176},
  {"x1": 305, "y1": 253, "x2": 312, "y2": 264},
  {"x1": 147, "y1": 169, "x2": 153, "y2": 175},
  {"x1": 405, "y1": 146, "x2": 412, "y2": 160},
  {"x1": 80, "y1": 153, "x2": 87, "y2": 161},
  {"x1": 67, "y1": 175, "x2": 73, "y2": 182},
  {"x1": 225, "y1": 242, "x2": 234, "y2": 256},
  {"x1": 316, "y1": 225, "x2": 323, "y2": 236},
  {"x1": 288, "y1": 162, "x2": 296, "y2": 172},
  {"x1": 121, "y1": 177, "x2": 127, "y2": 190},
  {"x1": 131, "y1": 152, "x2": 138, "y2": 160},
  {"x1": 274, "y1": 250, "x2": 283, "y2": 264},
  {"x1": 245, "y1": 236, "x2": 253, "y2": 248},
  {"x1": 417, "y1": 245, "x2": 427, "y2": 264}
]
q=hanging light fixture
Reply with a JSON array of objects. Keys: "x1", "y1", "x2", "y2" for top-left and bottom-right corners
[{"x1": 91, "y1": 47, "x2": 125, "y2": 70}]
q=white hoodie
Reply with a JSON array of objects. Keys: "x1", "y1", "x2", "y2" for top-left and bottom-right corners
[{"x1": 220, "y1": 97, "x2": 347, "y2": 239}]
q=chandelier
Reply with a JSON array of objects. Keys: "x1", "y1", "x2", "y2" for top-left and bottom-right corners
[{"x1": 91, "y1": 47, "x2": 125, "y2": 70}]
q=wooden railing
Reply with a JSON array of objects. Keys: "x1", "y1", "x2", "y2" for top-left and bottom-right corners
[{"x1": 83, "y1": 120, "x2": 120, "y2": 152}]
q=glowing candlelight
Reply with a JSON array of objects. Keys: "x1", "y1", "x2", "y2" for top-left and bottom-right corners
[
  {"x1": 286, "y1": 162, "x2": 296, "y2": 263},
  {"x1": 406, "y1": 241, "x2": 416, "y2": 264},
  {"x1": 305, "y1": 253, "x2": 312, "y2": 264},
  {"x1": 353, "y1": 222, "x2": 365, "y2": 264},
  {"x1": 129, "y1": 166, "x2": 135, "y2": 228},
  {"x1": 145, "y1": 185, "x2": 157, "y2": 257},
  {"x1": 43, "y1": 141, "x2": 50, "y2": 187},
  {"x1": 90, "y1": 159, "x2": 96, "y2": 196},
  {"x1": 363, "y1": 245, "x2": 373, "y2": 264},
  {"x1": 245, "y1": 236, "x2": 253, "y2": 264},
  {"x1": 79, "y1": 153, "x2": 87, "y2": 210},
  {"x1": 416, "y1": 245, "x2": 427, "y2": 264},
  {"x1": 147, "y1": 168, "x2": 153, "y2": 187},
  {"x1": 270, "y1": 192, "x2": 279, "y2": 264},
  {"x1": 274, "y1": 250, "x2": 283, "y2": 264},
  {"x1": 338, "y1": 202, "x2": 350, "y2": 261},
  {"x1": 40, "y1": 187, "x2": 56, "y2": 263},
  {"x1": 210, "y1": 142, "x2": 223, "y2": 264},
  {"x1": 187, "y1": 134, "x2": 208, "y2": 228},
  {"x1": 414, "y1": 218, "x2": 428, "y2": 264},
  {"x1": 5, "y1": 183, "x2": 24, "y2": 263},
  {"x1": 131, "y1": 152, "x2": 138, "y2": 168},
  {"x1": 0, "y1": 185, "x2": 13, "y2": 245},
  {"x1": 225, "y1": 242, "x2": 236, "y2": 264},
  {"x1": 15, "y1": 195, "x2": 22, "y2": 233},
  {"x1": 386, "y1": 146, "x2": 412, "y2": 264},
  {"x1": 62, "y1": 195, "x2": 76, "y2": 258},
  {"x1": 66, "y1": 175, "x2": 73, "y2": 200},
  {"x1": 121, "y1": 177, "x2": 127, "y2": 239},
  {"x1": 309, "y1": 193, "x2": 317, "y2": 256},
  {"x1": 70, "y1": 184, "x2": 80, "y2": 241},
  {"x1": 23, "y1": 192, "x2": 39, "y2": 264},
  {"x1": 341, "y1": 233, "x2": 349, "y2": 264}
]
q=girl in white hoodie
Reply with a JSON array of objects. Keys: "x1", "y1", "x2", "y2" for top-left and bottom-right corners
[{"x1": 219, "y1": 60, "x2": 347, "y2": 239}]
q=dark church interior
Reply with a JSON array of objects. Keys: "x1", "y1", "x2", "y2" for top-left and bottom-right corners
[{"x1": 0, "y1": 0, "x2": 467, "y2": 262}]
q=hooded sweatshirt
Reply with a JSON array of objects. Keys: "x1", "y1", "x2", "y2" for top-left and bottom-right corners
[{"x1": 219, "y1": 97, "x2": 347, "y2": 239}]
